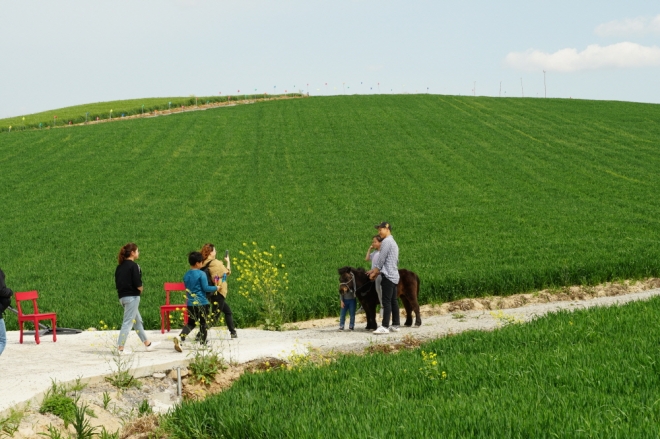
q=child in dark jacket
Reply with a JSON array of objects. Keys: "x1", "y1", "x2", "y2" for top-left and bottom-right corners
[{"x1": 174, "y1": 252, "x2": 222, "y2": 351}]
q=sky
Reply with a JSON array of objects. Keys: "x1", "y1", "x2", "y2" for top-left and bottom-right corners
[{"x1": 1, "y1": 1, "x2": 659, "y2": 119}]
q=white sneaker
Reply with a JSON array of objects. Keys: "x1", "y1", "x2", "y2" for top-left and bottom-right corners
[
  {"x1": 373, "y1": 326, "x2": 389, "y2": 334},
  {"x1": 389, "y1": 326, "x2": 400, "y2": 333},
  {"x1": 119, "y1": 348, "x2": 132, "y2": 355},
  {"x1": 145, "y1": 341, "x2": 161, "y2": 352}
]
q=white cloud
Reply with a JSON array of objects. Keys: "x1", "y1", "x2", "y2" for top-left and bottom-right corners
[
  {"x1": 504, "y1": 42, "x2": 660, "y2": 72},
  {"x1": 595, "y1": 15, "x2": 660, "y2": 37}
]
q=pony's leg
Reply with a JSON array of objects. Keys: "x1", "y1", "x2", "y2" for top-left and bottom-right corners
[
  {"x1": 396, "y1": 283, "x2": 412, "y2": 327},
  {"x1": 413, "y1": 278, "x2": 422, "y2": 326},
  {"x1": 357, "y1": 298, "x2": 369, "y2": 330},
  {"x1": 410, "y1": 276, "x2": 422, "y2": 326},
  {"x1": 400, "y1": 294, "x2": 413, "y2": 327},
  {"x1": 364, "y1": 300, "x2": 376, "y2": 330}
]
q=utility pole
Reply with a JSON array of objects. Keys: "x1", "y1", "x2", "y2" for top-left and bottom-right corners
[
  {"x1": 473, "y1": 81, "x2": 476, "y2": 96},
  {"x1": 520, "y1": 78, "x2": 524, "y2": 98},
  {"x1": 543, "y1": 70, "x2": 547, "y2": 98}
]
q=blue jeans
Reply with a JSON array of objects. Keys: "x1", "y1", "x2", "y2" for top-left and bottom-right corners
[
  {"x1": 0, "y1": 318, "x2": 6, "y2": 356},
  {"x1": 339, "y1": 298, "x2": 356, "y2": 329},
  {"x1": 117, "y1": 296, "x2": 148, "y2": 348}
]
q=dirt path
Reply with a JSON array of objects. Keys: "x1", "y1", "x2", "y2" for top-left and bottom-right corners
[
  {"x1": 47, "y1": 95, "x2": 306, "y2": 130},
  {"x1": 5, "y1": 279, "x2": 660, "y2": 439}
]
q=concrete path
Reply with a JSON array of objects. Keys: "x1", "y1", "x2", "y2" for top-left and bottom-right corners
[{"x1": 2, "y1": 287, "x2": 659, "y2": 415}]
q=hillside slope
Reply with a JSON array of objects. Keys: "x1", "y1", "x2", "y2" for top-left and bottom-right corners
[{"x1": 1, "y1": 95, "x2": 659, "y2": 330}]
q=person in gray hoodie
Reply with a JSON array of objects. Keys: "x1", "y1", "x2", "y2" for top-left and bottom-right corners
[{"x1": 0, "y1": 268, "x2": 14, "y2": 356}]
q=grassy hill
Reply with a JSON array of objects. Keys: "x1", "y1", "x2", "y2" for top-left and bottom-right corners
[{"x1": 1, "y1": 95, "x2": 659, "y2": 330}]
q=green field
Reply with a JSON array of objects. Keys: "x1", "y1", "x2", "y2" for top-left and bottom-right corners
[
  {"x1": 161, "y1": 298, "x2": 660, "y2": 438},
  {"x1": 1, "y1": 95, "x2": 659, "y2": 331}
]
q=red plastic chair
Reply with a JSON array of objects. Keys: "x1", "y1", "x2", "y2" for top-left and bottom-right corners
[
  {"x1": 15, "y1": 290, "x2": 57, "y2": 344},
  {"x1": 160, "y1": 282, "x2": 189, "y2": 333}
]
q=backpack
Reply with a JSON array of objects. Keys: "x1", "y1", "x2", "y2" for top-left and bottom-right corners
[{"x1": 201, "y1": 260, "x2": 215, "y2": 287}]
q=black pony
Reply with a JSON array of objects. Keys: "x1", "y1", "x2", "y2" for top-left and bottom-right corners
[{"x1": 338, "y1": 266, "x2": 422, "y2": 330}]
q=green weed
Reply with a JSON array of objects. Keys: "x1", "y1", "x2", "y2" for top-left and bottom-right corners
[
  {"x1": 0, "y1": 407, "x2": 25, "y2": 438},
  {"x1": 137, "y1": 400, "x2": 153, "y2": 418},
  {"x1": 39, "y1": 382, "x2": 76, "y2": 426},
  {"x1": 104, "y1": 350, "x2": 140, "y2": 389},
  {"x1": 70, "y1": 401, "x2": 97, "y2": 439},
  {"x1": 98, "y1": 427, "x2": 119, "y2": 439},
  {"x1": 188, "y1": 344, "x2": 226, "y2": 385},
  {"x1": 39, "y1": 424, "x2": 65, "y2": 439}
]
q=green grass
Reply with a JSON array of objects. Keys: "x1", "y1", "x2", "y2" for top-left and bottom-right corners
[
  {"x1": 0, "y1": 94, "x2": 296, "y2": 132},
  {"x1": 161, "y1": 297, "x2": 660, "y2": 438},
  {"x1": 1, "y1": 95, "x2": 659, "y2": 331}
]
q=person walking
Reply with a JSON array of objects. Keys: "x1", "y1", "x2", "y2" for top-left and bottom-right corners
[
  {"x1": 115, "y1": 243, "x2": 159, "y2": 354},
  {"x1": 0, "y1": 268, "x2": 14, "y2": 356},
  {"x1": 174, "y1": 251, "x2": 222, "y2": 351},
  {"x1": 200, "y1": 243, "x2": 237, "y2": 338},
  {"x1": 367, "y1": 222, "x2": 400, "y2": 334}
]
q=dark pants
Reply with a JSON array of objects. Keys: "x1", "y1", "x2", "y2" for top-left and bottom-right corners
[
  {"x1": 381, "y1": 276, "x2": 400, "y2": 328},
  {"x1": 180, "y1": 304, "x2": 210, "y2": 343},
  {"x1": 208, "y1": 293, "x2": 236, "y2": 335}
]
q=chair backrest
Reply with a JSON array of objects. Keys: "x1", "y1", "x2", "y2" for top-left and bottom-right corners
[
  {"x1": 163, "y1": 282, "x2": 186, "y2": 305},
  {"x1": 15, "y1": 290, "x2": 40, "y2": 316}
]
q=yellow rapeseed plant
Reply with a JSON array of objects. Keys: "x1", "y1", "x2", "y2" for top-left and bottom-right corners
[
  {"x1": 490, "y1": 310, "x2": 525, "y2": 326},
  {"x1": 420, "y1": 350, "x2": 447, "y2": 381},
  {"x1": 234, "y1": 242, "x2": 289, "y2": 330}
]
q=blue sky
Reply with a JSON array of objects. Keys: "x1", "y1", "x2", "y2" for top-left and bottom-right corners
[{"x1": 1, "y1": 1, "x2": 659, "y2": 118}]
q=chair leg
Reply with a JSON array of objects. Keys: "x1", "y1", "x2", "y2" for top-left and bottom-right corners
[
  {"x1": 19, "y1": 321, "x2": 24, "y2": 344},
  {"x1": 34, "y1": 319, "x2": 41, "y2": 344},
  {"x1": 161, "y1": 310, "x2": 165, "y2": 334},
  {"x1": 52, "y1": 318, "x2": 57, "y2": 342}
]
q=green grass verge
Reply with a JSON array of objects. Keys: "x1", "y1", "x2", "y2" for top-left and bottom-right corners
[
  {"x1": 0, "y1": 94, "x2": 298, "y2": 132},
  {"x1": 162, "y1": 297, "x2": 660, "y2": 438},
  {"x1": 0, "y1": 95, "x2": 659, "y2": 331}
]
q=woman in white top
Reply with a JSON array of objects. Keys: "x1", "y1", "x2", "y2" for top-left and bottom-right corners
[{"x1": 365, "y1": 235, "x2": 384, "y2": 316}]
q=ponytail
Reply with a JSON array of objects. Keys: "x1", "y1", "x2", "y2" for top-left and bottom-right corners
[
  {"x1": 200, "y1": 243, "x2": 215, "y2": 260},
  {"x1": 118, "y1": 242, "x2": 138, "y2": 265}
]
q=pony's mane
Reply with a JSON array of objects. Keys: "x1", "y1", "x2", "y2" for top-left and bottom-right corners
[{"x1": 338, "y1": 266, "x2": 368, "y2": 275}]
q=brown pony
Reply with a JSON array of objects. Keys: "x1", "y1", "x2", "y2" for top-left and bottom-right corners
[{"x1": 338, "y1": 266, "x2": 421, "y2": 330}]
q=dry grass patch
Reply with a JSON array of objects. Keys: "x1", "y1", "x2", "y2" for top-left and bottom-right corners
[{"x1": 120, "y1": 414, "x2": 162, "y2": 439}]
